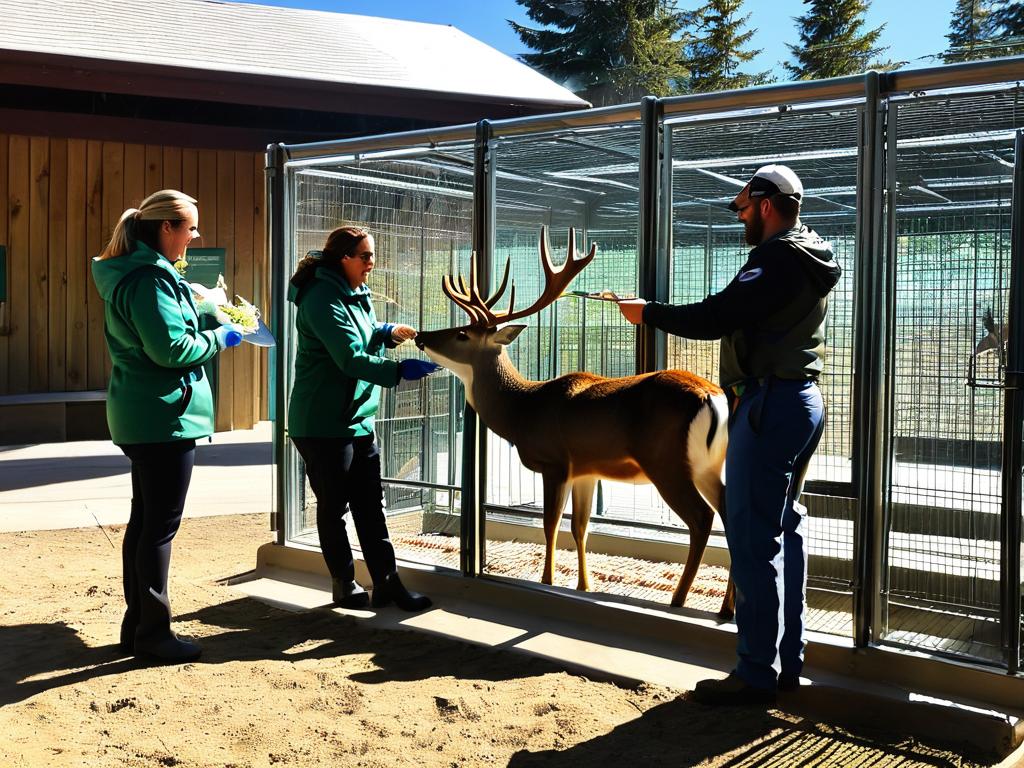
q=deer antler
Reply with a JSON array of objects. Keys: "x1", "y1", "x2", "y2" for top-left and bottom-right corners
[
  {"x1": 440, "y1": 226, "x2": 597, "y2": 328},
  {"x1": 441, "y1": 257, "x2": 511, "y2": 326}
]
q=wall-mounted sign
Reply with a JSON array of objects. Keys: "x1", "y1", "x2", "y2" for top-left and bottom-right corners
[{"x1": 182, "y1": 247, "x2": 226, "y2": 289}]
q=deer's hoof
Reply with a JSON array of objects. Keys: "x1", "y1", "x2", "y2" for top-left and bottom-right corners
[
  {"x1": 716, "y1": 608, "x2": 735, "y2": 623},
  {"x1": 670, "y1": 597, "x2": 684, "y2": 608}
]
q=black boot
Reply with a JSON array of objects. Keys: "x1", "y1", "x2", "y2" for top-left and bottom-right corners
[
  {"x1": 693, "y1": 673, "x2": 775, "y2": 705},
  {"x1": 118, "y1": 616, "x2": 136, "y2": 654},
  {"x1": 332, "y1": 578, "x2": 369, "y2": 608},
  {"x1": 371, "y1": 573, "x2": 432, "y2": 612},
  {"x1": 133, "y1": 583, "x2": 201, "y2": 663},
  {"x1": 134, "y1": 632, "x2": 202, "y2": 663}
]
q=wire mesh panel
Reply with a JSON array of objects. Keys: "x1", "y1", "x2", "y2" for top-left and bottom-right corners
[
  {"x1": 883, "y1": 87, "x2": 1023, "y2": 663},
  {"x1": 284, "y1": 145, "x2": 475, "y2": 569},
  {"x1": 665, "y1": 106, "x2": 861, "y2": 637}
]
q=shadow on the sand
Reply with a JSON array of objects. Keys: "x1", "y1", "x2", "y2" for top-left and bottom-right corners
[
  {"x1": 506, "y1": 694, "x2": 993, "y2": 768},
  {"x1": 0, "y1": 622, "x2": 138, "y2": 707},
  {"x1": 176, "y1": 598, "x2": 566, "y2": 685},
  {"x1": 1, "y1": 599, "x2": 996, "y2": 767},
  {"x1": 0, "y1": 596, "x2": 561, "y2": 707}
]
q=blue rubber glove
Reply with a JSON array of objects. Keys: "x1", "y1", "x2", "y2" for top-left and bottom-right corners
[
  {"x1": 214, "y1": 323, "x2": 244, "y2": 349},
  {"x1": 379, "y1": 322, "x2": 396, "y2": 338},
  {"x1": 398, "y1": 358, "x2": 441, "y2": 381}
]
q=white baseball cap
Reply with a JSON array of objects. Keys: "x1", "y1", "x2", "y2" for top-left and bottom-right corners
[{"x1": 728, "y1": 164, "x2": 804, "y2": 211}]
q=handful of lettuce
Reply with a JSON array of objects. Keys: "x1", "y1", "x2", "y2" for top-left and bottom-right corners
[
  {"x1": 189, "y1": 275, "x2": 275, "y2": 347},
  {"x1": 218, "y1": 295, "x2": 260, "y2": 333},
  {"x1": 191, "y1": 275, "x2": 259, "y2": 332}
]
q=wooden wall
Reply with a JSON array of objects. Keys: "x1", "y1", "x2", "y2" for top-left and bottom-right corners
[{"x1": 0, "y1": 133, "x2": 269, "y2": 431}]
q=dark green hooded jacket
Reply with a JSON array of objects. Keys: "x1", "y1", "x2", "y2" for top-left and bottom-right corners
[
  {"x1": 91, "y1": 243, "x2": 221, "y2": 444},
  {"x1": 287, "y1": 267, "x2": 399, "y2": 439},
  {"x1": 644, "y1": 224, "x2": 840, "y2": 388}
]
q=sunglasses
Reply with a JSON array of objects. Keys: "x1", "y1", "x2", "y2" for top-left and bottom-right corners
[{"x1": 345, "y1": 251, "x2": 375, "y2": 263}]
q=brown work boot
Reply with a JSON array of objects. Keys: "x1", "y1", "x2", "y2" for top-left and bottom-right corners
[{"x1": 693, "y1": 673, "x2": 775, "y2": 705}]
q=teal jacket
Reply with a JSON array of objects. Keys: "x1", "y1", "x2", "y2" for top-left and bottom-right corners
[
  {"x1": 287, "y1": 267, "x2": 399, "y2": 439},
  {"x1": 91, "y1": 243, "x2": 221, "y2": 444}
]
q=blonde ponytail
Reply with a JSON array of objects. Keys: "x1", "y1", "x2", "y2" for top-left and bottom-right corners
[{"x1": 98, "y1": 190, "x2": 197, "y2": 260}]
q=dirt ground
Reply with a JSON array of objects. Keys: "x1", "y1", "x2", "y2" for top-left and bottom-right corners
[{"x1": 0, "y1": 513, "x2": 1003, "y2": 768}]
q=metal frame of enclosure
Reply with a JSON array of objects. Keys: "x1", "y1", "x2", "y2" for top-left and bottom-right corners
[{"x1": 268, "y1": 56, "x2": 1024, "y2": 678}]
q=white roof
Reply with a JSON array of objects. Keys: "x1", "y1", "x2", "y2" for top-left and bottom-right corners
[{"x1": 0, "y1": 0, "x2": 587, "y2": 108}]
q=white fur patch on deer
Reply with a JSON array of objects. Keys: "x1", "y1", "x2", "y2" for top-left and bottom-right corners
[{"x1": 416, "y1": 227, "x2": 734, "y2": 617}]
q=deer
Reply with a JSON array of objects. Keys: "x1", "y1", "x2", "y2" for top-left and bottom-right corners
[
  {"x1": 415, "y1": 227, "x2": 734, "y2": 617},
  {"x1": 969, "y1": 306, "x2": 1009, "y2": 383}
]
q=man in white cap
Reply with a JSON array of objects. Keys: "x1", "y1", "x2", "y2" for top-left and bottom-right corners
[{"x1": 619, "y1": 165, "x2": 841, "y2": 705}]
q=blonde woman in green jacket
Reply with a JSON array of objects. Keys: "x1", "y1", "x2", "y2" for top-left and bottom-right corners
[
  {"x1": 92, "y1": 190, "x2": 242, "y2": 664},
  {"x1": 288, "y1": 225, "x2": 439, "y2": 611}
]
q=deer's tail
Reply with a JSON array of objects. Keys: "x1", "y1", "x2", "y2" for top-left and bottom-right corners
[
  {"x1": 686, "y1": 392, "x2": 729, "y2": 513},
  {"x1": 687, "y1": 392, "x2": 729, "y2": 478}
]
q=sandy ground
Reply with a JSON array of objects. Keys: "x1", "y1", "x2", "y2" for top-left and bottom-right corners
[{"x1": 0, "y1": 513, "x2": 1000, "y2": 768}]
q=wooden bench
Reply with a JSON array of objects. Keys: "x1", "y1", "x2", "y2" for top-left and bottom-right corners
[{"x1": 0, "y1": 390, "x2": 109, "y2": 444}]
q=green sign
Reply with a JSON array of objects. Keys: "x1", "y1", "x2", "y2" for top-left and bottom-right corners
[
  {"x1": 182, "y1": 247, "x2": 226, "y2": 290},
  {"x1": 0, "y1": 245, "x2": 6, "y2": 301}
]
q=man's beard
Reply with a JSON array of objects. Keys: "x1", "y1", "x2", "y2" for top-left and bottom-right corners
[{"x1": 744, "y1": 207, "x2": 764, "y2": 246}]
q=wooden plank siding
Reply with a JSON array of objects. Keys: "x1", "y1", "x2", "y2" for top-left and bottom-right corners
[
  {"x1": 85, "y1": 140, "x2": 105, "y2": 391},
  {"x1": 0, "y1": 132, "x2": 8, "y2": 393},
  {"x1": 0, "y1": 133, "x2": 268, "y2": 432},
  {"x1": 7, "y1": 135, "x2": 30, "y2": 394},
  {"x1": 66, "y1": 139, "x2": 88, "y2": 391},
  {"x1": 254, "y1": 152, "x2": 269, "y2": 422},
  {"x1": 47, "y1": 138, "x2": 67, "y2": 391}
]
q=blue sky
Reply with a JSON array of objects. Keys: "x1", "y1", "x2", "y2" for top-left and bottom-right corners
[{"x1": 235, "y1": 0, "x2": 957, "y2": 78}]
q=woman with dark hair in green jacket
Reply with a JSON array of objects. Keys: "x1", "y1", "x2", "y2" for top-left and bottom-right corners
[
  {"x1": 92, "y1": 189, "x2": 242, "y2": 663},
  {"x1": 288, "y1": 225, "x2": 438, "y2": 612}
]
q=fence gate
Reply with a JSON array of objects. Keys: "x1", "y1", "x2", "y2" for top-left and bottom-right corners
[{"x1": 880, "y1": 86, "x2": 1024, "y2": 670}]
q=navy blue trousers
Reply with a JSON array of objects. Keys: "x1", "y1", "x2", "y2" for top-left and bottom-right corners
[
  {"x1": 726, "y1": 378, "x2": 824, "y2": 690},
  {"x1": 119, "y1": 439, "x2": 196, "y2": 643},
  {"x1": 291, "y1": 435, "x2": 397, "y2": 587}
]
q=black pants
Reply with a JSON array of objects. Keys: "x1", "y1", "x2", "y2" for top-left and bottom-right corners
[
  {"x1": 291, "y1": 435, "x2": 397, "y2": 586},
  {"x1": 119, "y1": 439, "x2": 196, "y2": 643}
]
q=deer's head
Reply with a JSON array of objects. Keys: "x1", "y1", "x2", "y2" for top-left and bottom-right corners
[
  {"x1": 416, "y1": 227, "x2": 597, "y2": 384},
  {"x1": 974, "y1": 306, "x2": 1008, "y2": 357}
]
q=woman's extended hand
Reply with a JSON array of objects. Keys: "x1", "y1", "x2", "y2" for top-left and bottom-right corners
[
  {"x1": 390, "y1": 324, "x2": 418, "y2": 343},
  {"x1": 617, "y1": 298, "x2": 647, "y2": 325},
  {"x1": 398, "y1": 359, "x2": 441, "y2": 381},
  {"x1": 214, "y1": 323, "x2": 244, "y2": 349}
]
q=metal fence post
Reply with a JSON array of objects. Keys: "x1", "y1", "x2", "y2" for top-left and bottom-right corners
[
  {"x1": 639, "y1": 96, "x2": 666, "y2": 373},
  {"x1": 999, "y1": 130, "x2": 1024, "y2": 673},
  {"x1": 267, "y1": 142, "x2": 288, "y2": 545},
  {"x1": 460, "y1": 119, "x2": 494, "y2": 576},
  {"x1": 852, "y1": 72, "x2": 887, "y2": 648}
]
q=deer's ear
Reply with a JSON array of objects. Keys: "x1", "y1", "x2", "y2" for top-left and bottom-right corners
[{"x1": 493, "y1": 324, "x2": 526, "y2": 345}]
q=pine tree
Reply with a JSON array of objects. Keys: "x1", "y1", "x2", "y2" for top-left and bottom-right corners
[
  {"x1": 682, "y1": 0, "x2": 772, "y2": 93},
  {"x1": 784, "y1": 0, "x2": 893, "y2": 80},
  {"x1": 510, "y1": 0, "x2": 689, "y2": 106},
  {"x1": 987, "y1": 0, "x2": 1024, "y2": 57},
  {"x1": 944, "y1": 0, "x2": 992, "y2": 62}
]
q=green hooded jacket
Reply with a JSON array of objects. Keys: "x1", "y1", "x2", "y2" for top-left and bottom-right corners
[
  {"x1": 91, "y1": 243, "x2": 221, "y2": 444},
  {"x1": 287, "y1": 266, "x2": 399, "y2": 439}
]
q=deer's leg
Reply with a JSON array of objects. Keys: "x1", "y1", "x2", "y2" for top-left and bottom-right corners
[
  {"x1": 541, "y1": 473, "x2": 571, "y2": 586},
  {"x1": 698, "y1": 472, "x2": 734, "y2": 620},
  {"x1": 570, "y1": 477, "x2": 597, "y2": 591},
  {"x1": 719, "y1": 575, "x2": 736, "y2": 622},
  {"x1": 650, "y1": 472, "x2": 715, "y2": 608}
]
